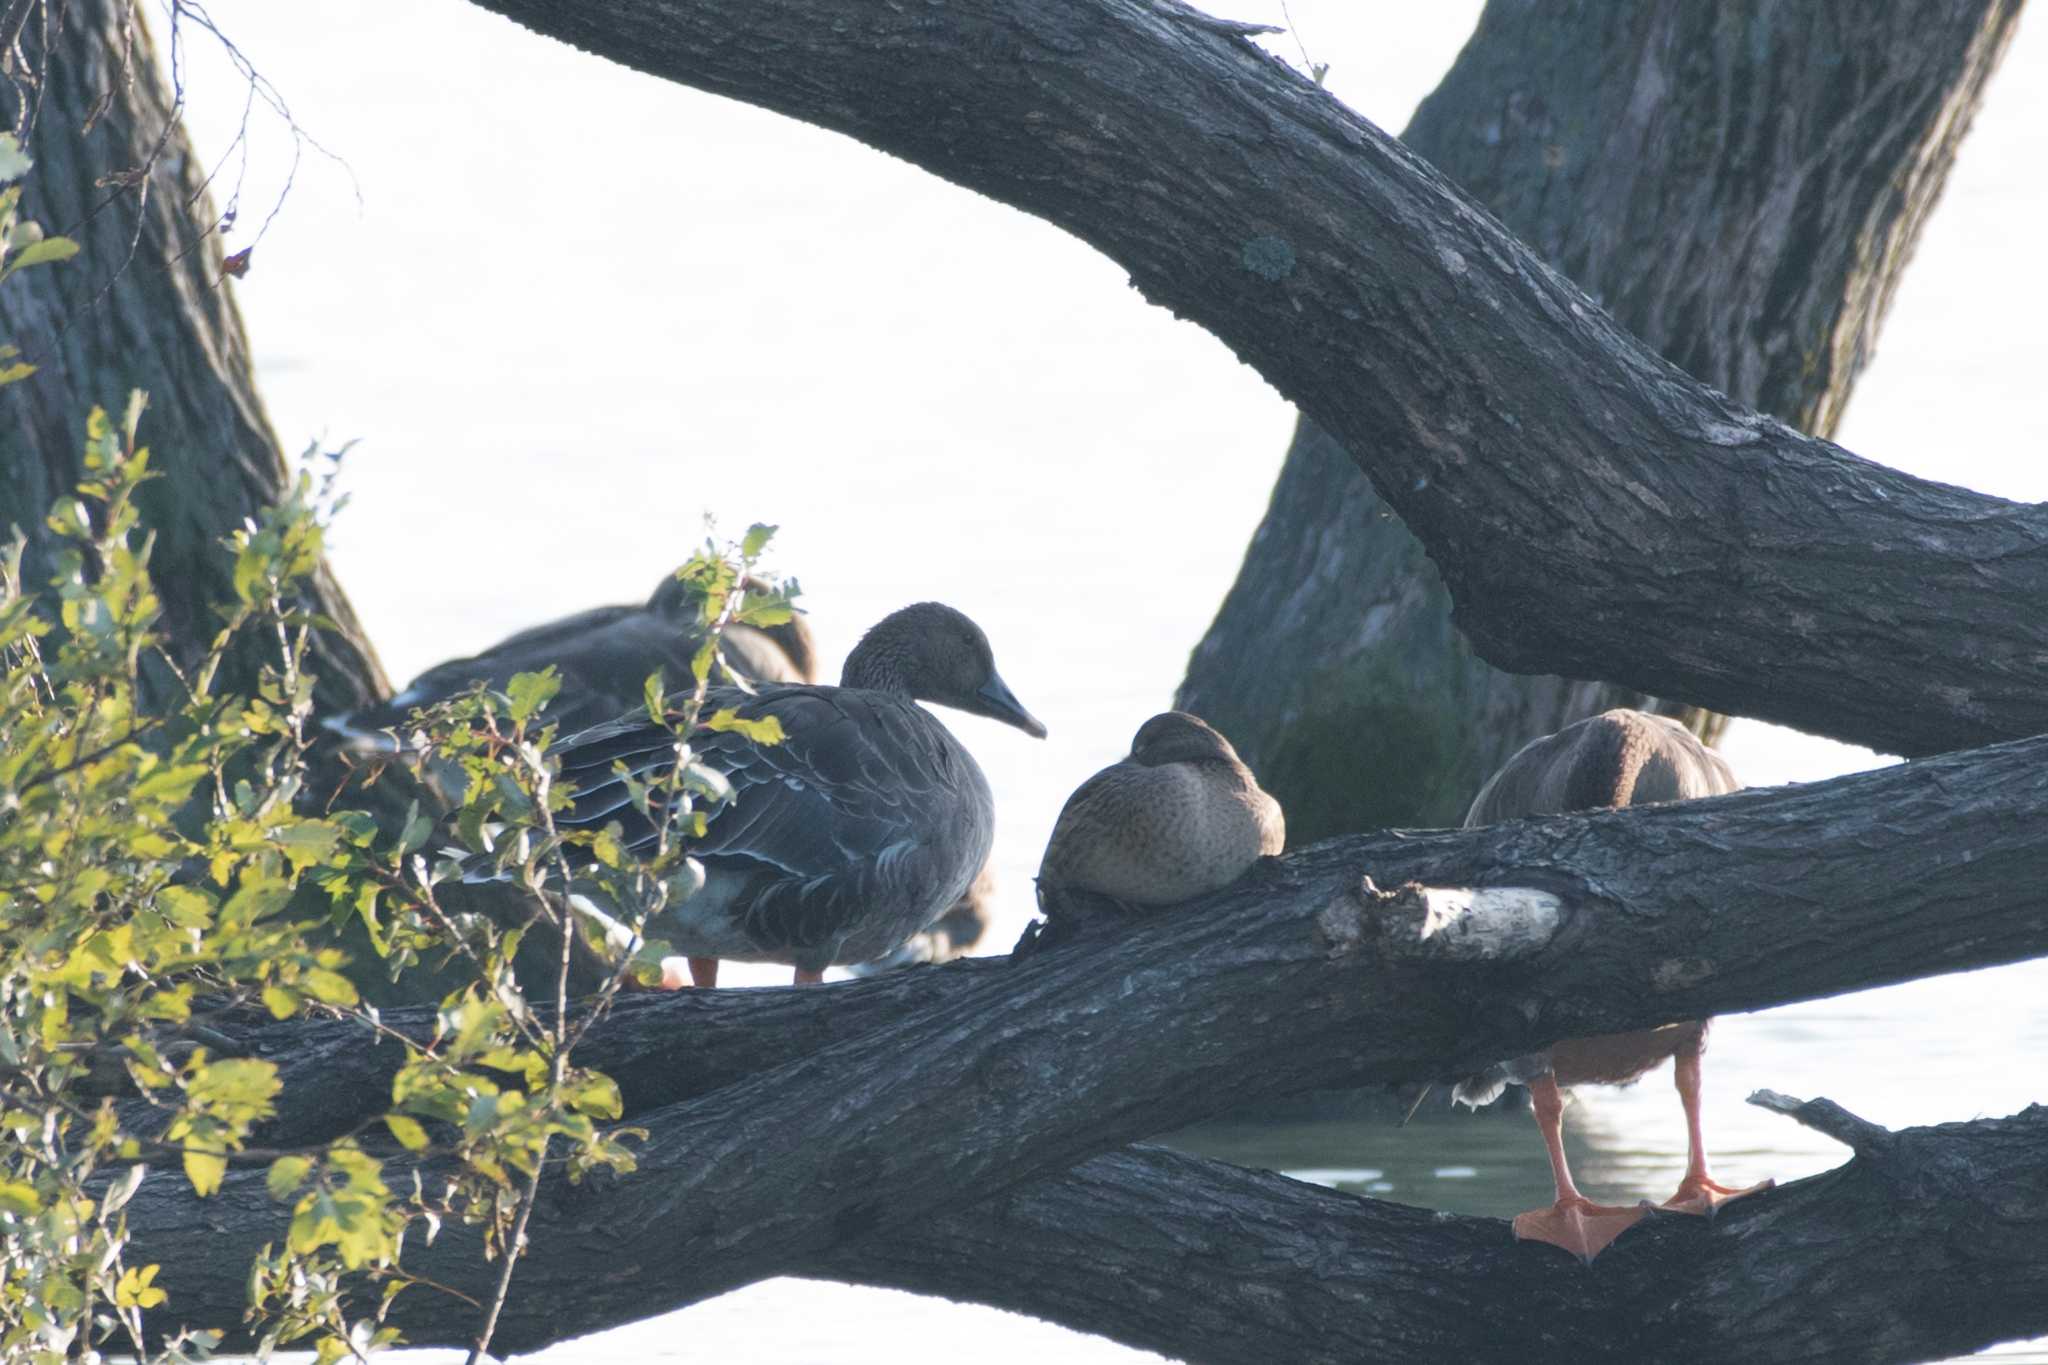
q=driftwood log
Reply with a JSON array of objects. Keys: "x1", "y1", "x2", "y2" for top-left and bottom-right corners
[{"x1": 123, "y1": 735, "x2": 2048, "y2": 1358}]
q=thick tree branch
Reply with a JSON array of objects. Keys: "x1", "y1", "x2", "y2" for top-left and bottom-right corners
[
  {"x1": 801, "y1": 1109, "x2": 2048, "y2": 1365},
  {"x1": 1182, "y1": 0, "x2": 2016, "y2": 835},
  {"x1": 464, "y1": 0, "x2": 2042, "y2": 758},
  {"x1": 130, "y1": 735, "x2": 2048, "y2": 1351},
  {"x1": 126, "y1": 1101, "x2": 2048, "y2": 1361}
]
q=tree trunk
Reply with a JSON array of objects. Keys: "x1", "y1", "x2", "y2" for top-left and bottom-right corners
[
  {"x1": 1179, "y1": 0, "x2": 2022, "y2": 838},
  {"x1": 0, "y1": 0, "x2": 388, "y2": 713},
  {"x1": 463, "y1": 0, "x2": 2048, "y2": 760},
  {"x1": 120, "y1": 731, "x2": 2048, "y2": 1357}
]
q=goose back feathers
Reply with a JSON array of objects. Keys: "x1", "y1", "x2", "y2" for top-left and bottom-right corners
[
  {"x1": 324, "y1": 572, "x2": 817, "y2": 747},
  {"x1": 1037, "y1": 711, "x2": 1283, "y2": 909},
  {"x1": 547, "y1": 601, "x2": 1041, "y2": 972}
]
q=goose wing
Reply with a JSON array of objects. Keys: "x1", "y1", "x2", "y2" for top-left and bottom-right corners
[{"x1": 555, "y1": 686, "x2": 989, "y2": 958}]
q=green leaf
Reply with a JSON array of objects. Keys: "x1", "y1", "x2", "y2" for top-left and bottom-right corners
[
  {"x1": 115, "y1": 1263, "x2": 167, "y2": 1310},
  {"x1": 741, "y1": 523, "x2": 777, "y2": 559},
  {"x1": 705, "y1": 707, "x2": 785, "y2": 745},
  {"x1": 183, "y1": 1147, "x2": 227, "y2": 1197},
  {"x1": 642, "y1": 668, "x2": 667, "y2": 723},
  {"x1": 156, "y1": 885, "x2": 215, "y2": 928},
  {"x1": 8, "y1": 235, "x2": 79, "y2": 271},
  {"x1": 0, "y1": 133, "x2": 30, "y2": 180},
  {"x1": 265, "y1": 1156, "x2": 311, "y2": 1200},
  {"x1": 504, "y1": 667, "x2": 560, "y2": 725},
  {"x1": 261, "y1": 985, "x2": 300, "y2": 1020},
  {"x1": 0, "y1": 1179, "x2": 40, "y2": 1215},
  {"x1": 383, "y1": 1114, "x2": 429, "y2": 1151},
  {"x1": 301, "y1": 967, "x2": 359, "y2": 1008}
]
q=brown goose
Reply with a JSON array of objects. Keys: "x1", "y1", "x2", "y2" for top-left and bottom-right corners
[
  {"x1": 322, "y1": 571, "x2": 817, "y2": 749},
  {"x1": 543, "y1": 602, "x2": 1044, "y2": 987},
  {"x1": 1457, "y1": 708, "x2": 1768, "y2": 1261},
  {"x1": 1036, "y1": 711, "x2": 1283, "y2": 913}
]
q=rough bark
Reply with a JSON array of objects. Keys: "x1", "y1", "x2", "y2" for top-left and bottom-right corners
[
  {"x1": 120, "y1": 732, "x2": 2048, "y2": 1355},
  {"x1": 804, "y1": 1105, "x2": 2048, "y2": 1365},
  {"x1": 465, "y1": 0, "x2": 2047, "y2": 761},
  {"x1": 0, "y1": 0, "x2": 388, "y2": 712},
  {"x1": 1199, "y1": 0, "x2": 2017, "y2": 836}
]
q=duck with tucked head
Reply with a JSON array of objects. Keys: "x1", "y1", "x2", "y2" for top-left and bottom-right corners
[
  {"x1": 542, "y1": 601, "x2": 1044, "y2": 987},
  {"x1": 1456, "y1": 708, "x2": 1771, "y2": 1262},
  {"x1": 1036, "y1": 711, "x2": 1283, "y2": 916}
]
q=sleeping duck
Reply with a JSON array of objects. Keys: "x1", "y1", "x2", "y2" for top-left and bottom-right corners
[
  {"x1": 322, "y1": 570, "x2": 818, "y2": 750},
  {"x1": 1458, "y1": 708, "x2": 1770, "y2": 1261},
  {"x1": 540, "y1": 601, "x2": 1044, "y2": 987},
  {"x1": 1036, "y1": 711, "x2": 1283, "y2": 915}
]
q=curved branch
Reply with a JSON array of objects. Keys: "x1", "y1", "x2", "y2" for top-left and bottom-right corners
[
  {"x1": 130, "y1": 735, "x2": 2048, "y2": 1350},
  {"x1": 466, "y1": 0, "x2": 2040, "y2": 757},
  {"x1": 803, "y1": 1111, "x2": 2048, "y2": 1365},
  {"x1": 1181, "y1": 0, "x2": 2016, "y2": 835}
]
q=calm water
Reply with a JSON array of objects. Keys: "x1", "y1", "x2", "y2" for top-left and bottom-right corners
[{"x1": 157, "y1": 0, "x2": 2048, "y2": 1359}]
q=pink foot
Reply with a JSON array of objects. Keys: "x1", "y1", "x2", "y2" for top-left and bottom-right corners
[
  {"x1": 1661, "y1": 1173, "x2": 1773, "y2": 1217},
  {"x1": 1512, "y1": 1196, "x2": 1648, "y2": 1263}
]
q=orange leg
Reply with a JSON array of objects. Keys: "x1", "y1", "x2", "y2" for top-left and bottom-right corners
[
  {"x1": 1661, "y1": 1041, "x2": 1772, "y2": 1214},
  {"x1": 657, "y1": 956, "x2": 719, "y2": 990},
  {"x1": 1511, "y1": 1074, "x2": 1646, "y2": 1262},
  {"x1": 793, "y1": 966, "x2": 825, "y2": 985}
]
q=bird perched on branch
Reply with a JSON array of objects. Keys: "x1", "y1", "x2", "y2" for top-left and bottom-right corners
[
  {"x1": 539, "y1": 601, "x2": 1044, "y2": 988},
  {"x1": 1035, "y1": 711, "x2": 1283, "y2": 921},
  {"x1": 849, "y1": 860, "x2": 996, "y2": 975},
  {"x1": 1457, "y1": 708, "x2": 1771, "y2": 1262},
  {"x1": 320, "y1": 570, "x2": 819, "y2": 751}
]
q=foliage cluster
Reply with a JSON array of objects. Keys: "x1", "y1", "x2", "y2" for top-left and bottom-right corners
[{"x1": 0, "y1": 128, "x2": 797, "y2": 1365}]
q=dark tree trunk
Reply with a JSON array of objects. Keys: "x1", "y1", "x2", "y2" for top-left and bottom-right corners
[
  {"x1": 1179, "y1": 0, "x2": 2022, "y2": 839},
  {"x1": 120, "y1": 732, "x2": 2048, "y2": 1357},
  {"x1": 0, "y1": 0, "x2": 388, "y2": 712},
  {"x1": 464, "y1": 0, "x2": 2048, "y2": 760}
]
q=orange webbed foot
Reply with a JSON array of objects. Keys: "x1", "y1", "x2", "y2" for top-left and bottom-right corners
[
  {"x1": 1512, "y1": 1196, "x2": 1648, "y2": 1263},
  {"x1": 1660, "y1": 1173, "x2": 1774, "y2": 1218}
]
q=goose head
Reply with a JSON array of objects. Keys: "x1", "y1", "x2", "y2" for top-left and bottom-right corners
[
  {"x1": 842, "y1": 602, "x2": 1047, "y2": 738},
  {"x1": 1128, "y1": 711, "x2": 1239, "y2": 767}
]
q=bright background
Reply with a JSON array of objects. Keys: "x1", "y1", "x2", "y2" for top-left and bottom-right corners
[{"x1": 151, "y1": 1, "x2": 2045, "y2": 1359}]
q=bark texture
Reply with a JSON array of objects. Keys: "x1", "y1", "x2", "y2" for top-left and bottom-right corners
[
  {"x1": 0, "y1": 0, "x2": 388, "y2": 711},
  {"x1": 804, "y1": 1108, "x2": 2048, "y2": 1365},
  {"x1": 120, "y1": 732, "x2": 2048, "y2": 1356},
  {"x1": 1188, "y1": 0, "x2": 2027, "y2": 831},
  {"x1": 466, "y1": 0, "x2": 2047, "y2": 761}
]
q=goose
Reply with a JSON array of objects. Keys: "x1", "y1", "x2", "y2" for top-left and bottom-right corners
[
  {"x1": 1457, "y1": 708, "x2": 1769, "y2": 1261},
  {"x1": 541, "y1": 601, "x2": 1043, "y2": 987},
  {"x1": 321, "y1": 571, "x2": 818, "y2": 750},
  {"x1": 1036, "y1": 711, "x2": 1283, "y2": 915},
  {"x1": 849, "y1": 860, "x2": 996, "y2": 975}
]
